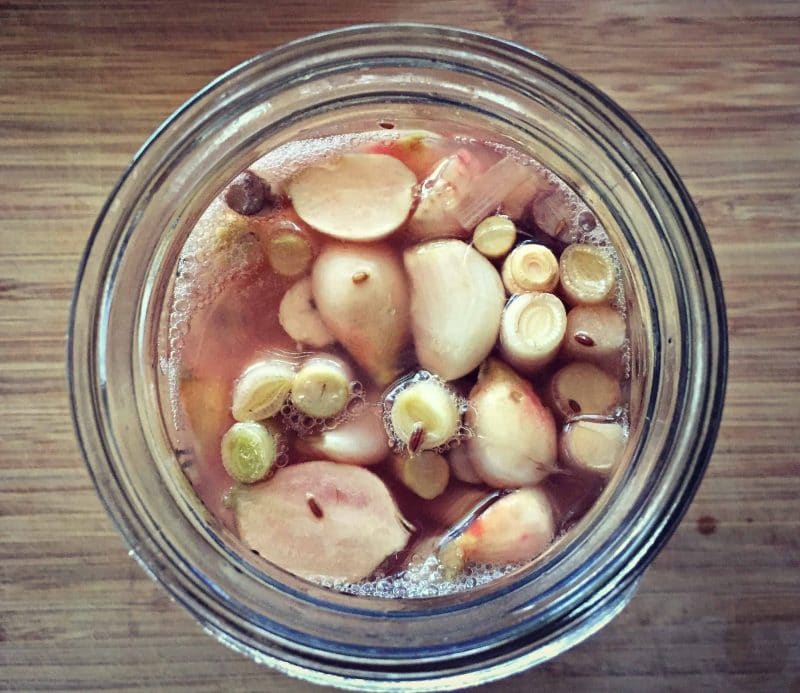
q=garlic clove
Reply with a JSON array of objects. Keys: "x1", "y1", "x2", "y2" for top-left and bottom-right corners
[
  {"x1": 447, "y1": 444, "x2": 482, "y2": 485},
  {"x1": 419, "y1": 482, "x2": 496, "y2": 528},
  {"x1": 295, "y1": 392, "x2": 389, "y2": 467},
  {"x1": 501, "y1": 242, "x2": 560, "y2": 294},
  {"x1": 291, "y1": 355, "x2": 353, "y2": 419},
  {"x1": 311, "y1": 243, "x2": 410, "y2": 386},
  {"x1": 407, "y1": 150, "x2": 482, "y2": 242},
  {"x1": 278, "y1": 277, "x2": 336, "y2": 349},
  {"x1": 457, "y1": 487, "x2": 555, "y2": 565},
  {"x1": 558, "y1": 243, "x2": 617, "y2": 306},
  {"x1": 231, "y1": 357, "x2": 297, "y2": 422},
  {"x1": 472, "y1": 215, "x2": 517, "y2": 259},
  {"x1": 288, "y1": 153, "x2": 416, "y2": 242},
  {"x1": 499, "y1": 292, "x2": 567, "y2": 374},
  {"x1": 234, "y1": 460, "x2": 410, "y2": 581},
  {"x1": 388, "y1": 377, "x2": 462, "y2": 452},
  {"x1": 404, "y1": 239, "x2": 505, "y2": 381},
  {"x1": 221, "y1": 421, "x2": 278, "y2": 484},
  {"x1": 547, "y1": 361, "x2": 622, "y2": 421},
  {"x1": 561, "y1": 304, "x2": 627, "y2": 376},
  {"x1": 466, "y1": 357, "x2": 557, "y2": 488},
  {"x1": 560, "y1": 419, "x2": 627, "y2": 476},
  {"x1": 390, "y1": 450, "x2": 450, "y2": 500}
]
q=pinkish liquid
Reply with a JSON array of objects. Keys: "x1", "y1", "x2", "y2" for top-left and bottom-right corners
[{"x1": 167, "y1": 126, "x2": 631, "y2": 597}]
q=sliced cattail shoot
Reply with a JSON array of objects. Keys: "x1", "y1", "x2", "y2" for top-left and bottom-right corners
[
  {"x1": 562, "y1": 304, "x2": 627, "y2": 375},
  {"x1": 312, "y1": 243, "x2": 410, "y2": 386},
  {"x1": 548, "y1": 361, "x2": 622, "y2": 421},
  {"x1": 499, "y1": 292, "x2": 567, "y2": 374},
  {"x1": 391, "y1": 450, "x2": 450, "y2": 500},
  {"x1": 234, "y1": 461, "x2": 411, "y2": 581},
  {"x1": 407, "y1": 150, "x2": 482, "y2": 241},
  {"x1": 443, "y1": 487, "x2": 555, "y2": 568},
  {"x1": 291, "y1": 355, "x2": 353, "y2": 419},
  {"x1": 472, "y1": 215, "x2": 517, "y2": 259},
  {"x1": 501, "y1": 243, "x2": 559, "y2": 295},
  {"x1": 528, "y1": 186, "x2": 579, "y2": 243},
  {"x1": 560, "y1": 419, "x2": 627, "y2": 476},
  {"x1": 287, "y1": 153, "x2": 416, "y2": 241},
  {"x1": 404, "y1": 239, "x2": 505, "y2": 381},
  {"x1": 453, "y1": 156, "x2": 531, "y2": 231},
  {"x1": 501, "y1": 168, "x2": 549, "y2": 220},
  {"x1": 260, "y1": 217, "x2": 316, "y2": 278},
  {"x1": 466, "y1": 358, "x2": 557, "y2": 488},
  {"x1": 232, "y1": 357, "x2": 297, "y2": 422},
  {"x1": 295, "y1": 393, "x2": 389, "y2": 467},
  {"x1": 278, "y1": 277, "x2": 336, "y2": 349},
  {"x1": 221, "y1": 421, "x2": 279, "y2": 484},
  {"x1": 387, "y1": 376, "x2": 463, "y2": 452},
  {"x1": 558, "y1": 243, "x2": 616, "y2": 305}
]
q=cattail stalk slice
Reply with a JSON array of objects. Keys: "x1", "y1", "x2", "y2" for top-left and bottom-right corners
[
  {"x1": 499, "y1": 292, "x2": 567, "y2": 374},
  {"x1": 388, "y1": 378, "x2": 461, "y2": 451},
  {"x1": 221, "y1": 421, "x2": 278, "y2": 484},
  {"x1": 548, "y1": 361, "x2": 622, "y2": 421},
  {"x1": 232, "y1": 358, "x2": 297, "y2": 422},
  {"x1": 453, "y1": 156, "x2": 531, "y2": 231},
  {"x1": 472, "y1": 215, "x2": 517, "y2": 259},
  {"x1": 559, "y1": 243, "x2": 616, "y2": 305},
  {"x1": 560, "y1": 419, "x2": 627, "y2": 475},
  {"x1": 562, "y1": 305, "x2": 627, "y2": 375},
  {"x1": 291, "y1": 356, "x2": 353, "y2": 418},
  {"x1": 501, "y1": 243, "x2": 560, "y2": 294},
  {"x1": 391, "y1": 451, "x2": 450, "y2": 500}
]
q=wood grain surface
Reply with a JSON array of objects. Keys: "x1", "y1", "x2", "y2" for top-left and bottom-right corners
[{"x1": 1, "y1": 1, "x2": 799, "y2": 691}]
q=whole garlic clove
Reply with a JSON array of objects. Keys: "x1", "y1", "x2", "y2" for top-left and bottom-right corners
[
  {"x1": 404, "y1": 239, "x2": 505, "y2": 381},
  {"x1": 448, "y1": 444, "x2": 482, "y2": 485},
  {"x1": 390, "y1": 450, "x2": 450, "y2": 500},
  {"x1": 499, "y1": 292, "x2": 567, "y2": 374},
  {"x1": 311, "y1": 243, "x2": 410, "y2": 386},
  {"x1": 278, "y1": 277, "x2": 336, "y2": 349},
  {"x1": 295, "y1": 392, "x2": 389, "y2": 467},
  {"x1": 466, "y1": 357, "x2": 557, "y2": 488}
]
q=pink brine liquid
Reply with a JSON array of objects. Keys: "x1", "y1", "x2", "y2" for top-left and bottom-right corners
[{"x1": 167, "y1": 125, "x2": 632, "y2": 597}]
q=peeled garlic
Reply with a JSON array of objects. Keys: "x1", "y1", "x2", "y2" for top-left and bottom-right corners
[
  {"x1": 291, "y1": 355, "x2": 353, "y2": 419},
  {"x1": 448, "y1": 444, "x2": 481, "y2": 485},
  {"x1": 287, "y1": 153, "x2": 416, "y2": 242},
  {"x1": 499, "y1": 292, "x2": 567, "y2": 374},
  {"x1": 466, "y1": 358, "x2": 557, "y2": 488},
  {"x1": 560, "y1": 419, "x2": 627, "y2": 475},
  {"x1": 278, "y1": 277, "x2": 336, "y2": 349},
  {"x1": 311, "y1": 243, "x2": 410, "y2": 386},
  {"x1": 457, "y1": 487, "x2": 555, "y2": 565},
  {"x1": 404, "y1": 240, "x2": 505, "y2": 381},
  {"x1": 561, "y1": 304, "x2": 627, "y2": 375},
  {"x1": 221, "y1": 421, "x2": 278, "y2": 484},
  {"x1": 391, "y1": 451, "x2": 450, "y2": 500},
  {"x1": 472, "y1": 215, "x2": 517, "y2": 259},
  {"x1": 548, "y1": 361, "x2": 621, "y2": 421},
  {"x1": 501, "y1": 243, "x2": 559, "y2": 294},
  {"x1": 559, "y1": 243, "x2": 616, "y2": 305},
  {"x1": 295, "y1": 393, "x2": 389, "y2": 467},
  {"x1": 407, "y1": 151, "x2": 481, "y2": 241},
  {"x1": 232, "y1": 358, "x2": 297, "y2": 422},
  {"x1": 235, "y1": 461, "x2": 410, "y2": 581},
  {"x1": 388, "y1": 377, "x2": 461, "y2": 451}
]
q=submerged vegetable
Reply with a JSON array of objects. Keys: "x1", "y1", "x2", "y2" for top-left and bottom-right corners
[
  {"x1": 221, "y1": 421, "x2": 278, "y2": 484},
  {"x1": 234, "y1": 461, "x2": 411, "y2": 581}
]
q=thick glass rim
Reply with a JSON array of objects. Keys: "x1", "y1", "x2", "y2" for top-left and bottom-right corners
[{"x1": 68, "y1": 23, "x2": 727, "y2": 690}]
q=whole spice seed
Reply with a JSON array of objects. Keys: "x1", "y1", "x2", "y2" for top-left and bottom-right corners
[
  {"x1": 306, "y1": 494, "x2": 324, "y2": 519},
  {"x1": 574, "y1": 331, "x2": 595, "y2": 347},
  {"x1": 225, "y1": 171, "x2": 270, "y2": 216}
]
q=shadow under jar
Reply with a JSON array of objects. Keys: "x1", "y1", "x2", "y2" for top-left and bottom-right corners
[{"x1": 69, "y1": 24, "x2": 727, "y2": 692}]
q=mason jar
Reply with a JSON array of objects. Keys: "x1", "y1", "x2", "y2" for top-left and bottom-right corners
[{"x1": 69, "y1": 24, "x2": 727, "y2": 691}]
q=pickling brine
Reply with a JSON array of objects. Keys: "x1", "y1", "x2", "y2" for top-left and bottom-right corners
[{"x1": 168, "y1": 125, "x2": 631, "y2": 597}]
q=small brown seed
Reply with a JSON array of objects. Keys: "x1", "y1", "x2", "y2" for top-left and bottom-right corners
[
  {"x1": 574, "y1": 332, "x2": 595, "y2": 347},
  {"x1": 568, "y1": 399, "x2": 581, "y2": 414},
  {"x1": 408, "y1": 422, "x2": 425, "y2": 454},
  {"x1": 352, "y1": 270, "x2": 369, "y2": 284},
  {"x1": 225, "y1": 171, "x2": 270, "y2": 216},
  {"x1": 306, "y1": 494, "x2": 324, "y2": 519}
]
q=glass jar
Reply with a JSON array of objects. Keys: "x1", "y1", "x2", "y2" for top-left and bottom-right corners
[{"x1": 69, "y1": 24, "x2": 727, "y2": 691}]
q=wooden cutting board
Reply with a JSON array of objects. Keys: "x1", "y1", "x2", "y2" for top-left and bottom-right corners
[{"x1": 2, "y1": 1, "x2": 798, "y2": 690}]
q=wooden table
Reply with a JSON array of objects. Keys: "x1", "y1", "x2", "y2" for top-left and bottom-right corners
[{"x1": 2, "y1": 2, "x2": 798, "y2": 690}]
